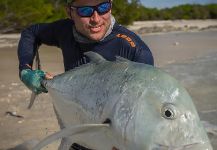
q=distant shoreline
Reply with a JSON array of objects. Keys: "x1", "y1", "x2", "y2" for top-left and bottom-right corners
[
  {"x1": 0, "y1": 19, "x2": 217, "y2": 48},
  {"x1": 127, "y1": 19, "x2": 217, "y2": 35}
]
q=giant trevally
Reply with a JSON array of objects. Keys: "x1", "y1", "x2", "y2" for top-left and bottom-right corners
[{"x1": 32, "y1": 52, "x2": 213, "y2": 150}]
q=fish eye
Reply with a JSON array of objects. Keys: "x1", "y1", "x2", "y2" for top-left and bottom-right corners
[{"x1": 161, "y1": 103, "x2": 177, "y2": 120}]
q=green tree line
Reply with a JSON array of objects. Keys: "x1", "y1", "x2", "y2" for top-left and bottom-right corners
[{"x1": 0, "y1": 0, "x2": 216, "y2": 33}]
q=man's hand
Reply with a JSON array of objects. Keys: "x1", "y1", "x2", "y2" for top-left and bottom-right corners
[{"x1": 21, "y1": 69, "x2": 53, "y2": 94}]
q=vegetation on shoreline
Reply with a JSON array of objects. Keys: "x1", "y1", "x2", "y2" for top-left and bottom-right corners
[{"x1": 0, "y1": 0, "x2": 216, "y2": 33}]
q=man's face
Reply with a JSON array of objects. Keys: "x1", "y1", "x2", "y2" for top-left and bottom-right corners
[{"x1": 69, "y1": 0, "x2": 112, "y2": 41}]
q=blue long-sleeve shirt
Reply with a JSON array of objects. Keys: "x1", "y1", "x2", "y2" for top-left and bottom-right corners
[{"x1": 18, "y1": 19, "x2": 154, "y2": 72}]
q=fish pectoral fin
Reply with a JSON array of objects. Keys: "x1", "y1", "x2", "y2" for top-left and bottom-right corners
[
  {"x1": 32, "y1": 123, "x2": 110, "y2": 150},
  {"x1": 84, "y1": 51, "x2": 107, "y2": 64}
]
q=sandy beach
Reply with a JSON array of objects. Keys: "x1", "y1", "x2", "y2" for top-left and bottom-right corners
[
  {"x1": 128, "y1": 19, "x2": 217, "y2": 35},
  {"x1": 0, "y1": 20, "x2": 217, "y2": 149}
]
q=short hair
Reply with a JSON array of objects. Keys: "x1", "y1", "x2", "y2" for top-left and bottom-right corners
[
  {"x1": 66, "y1": 0, "x2": 75, "y2": 4},
  {"x1": 66, "y1": 0, "x2": 112, "y2": 4}
]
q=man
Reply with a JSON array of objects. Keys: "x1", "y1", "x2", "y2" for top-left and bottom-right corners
[{"x1": 18, "y1": 0, "x2": 154, "y2": 149}]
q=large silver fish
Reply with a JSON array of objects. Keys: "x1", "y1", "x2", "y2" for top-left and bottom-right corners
[{"x1": 33, "y1": 52, "x2": 213, "y2": 150}]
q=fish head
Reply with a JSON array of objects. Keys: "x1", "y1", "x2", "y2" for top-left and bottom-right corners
[{"x1": 124, "y1": 65, "x2": 213, "y2": 150}]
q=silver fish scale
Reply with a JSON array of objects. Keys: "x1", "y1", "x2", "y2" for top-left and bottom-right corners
[{"x1": 45, "y1": 60, "x2": 137, "y2": 120}]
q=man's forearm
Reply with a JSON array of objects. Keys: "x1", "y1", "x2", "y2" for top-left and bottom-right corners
[{"x1": 18, "y1": 24, "x2": 42, "y2": 72}]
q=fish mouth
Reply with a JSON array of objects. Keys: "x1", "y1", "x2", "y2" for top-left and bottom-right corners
[{"x1": 153, "y1": 142, "x2": 212, "y2": 150}]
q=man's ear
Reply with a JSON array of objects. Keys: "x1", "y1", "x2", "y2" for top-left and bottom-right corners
[{"x1": 65, "y1": 6, "x2": 73, "y2": 19}]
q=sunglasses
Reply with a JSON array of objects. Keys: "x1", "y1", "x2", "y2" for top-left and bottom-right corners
[{"x1": 70, "y1": 1, "x2": 112, "y2": 17}]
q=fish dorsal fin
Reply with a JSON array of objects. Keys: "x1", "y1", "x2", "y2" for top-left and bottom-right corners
[
  {"x1": 115, "y1": 56, "x2": 130, "y2": 62},
  {"x1": 32, "y1": 124, "x2": 109, "y2": 150},
  {"x1": 84, "y1": 51, "x2": 106, "y2": 64}
]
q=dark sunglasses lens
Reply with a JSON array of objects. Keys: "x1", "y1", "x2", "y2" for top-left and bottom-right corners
[
  {"x1": 98, "y1": 2, "x2": 111, "y2": 15},
  {"x1": 77, "y1": 7, "x2": 94, "y2": 17}
]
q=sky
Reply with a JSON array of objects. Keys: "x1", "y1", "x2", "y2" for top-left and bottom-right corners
[{"x1": 140, "y1": 0, "x2": 217, "y2": 8}]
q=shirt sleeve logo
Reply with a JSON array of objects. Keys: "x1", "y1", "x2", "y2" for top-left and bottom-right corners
[{"x1": 116, "y1": 34, "x2": 136, "y2": 48}]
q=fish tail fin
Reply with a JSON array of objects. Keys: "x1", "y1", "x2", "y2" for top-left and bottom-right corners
[{"x1": 27, "y1": 92, "x2": 37, "y2": 109}]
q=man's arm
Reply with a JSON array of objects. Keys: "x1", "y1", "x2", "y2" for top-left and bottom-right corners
[
  {"x1": 114, "y1": 24, "x2": 154, "y2": 66},
  {"x1": 133, "y1": 42, "x2": 154, "y2": 66},
  {"x1": 17, "y1": 21, "x2": 62, "y2": 93},
  {"x1": 18, "y1": 22, "x2": 59, "y2": 72}
]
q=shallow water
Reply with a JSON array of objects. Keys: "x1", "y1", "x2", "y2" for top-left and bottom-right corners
[{"x1": 142, "y1": 30, "x2": 217, "y2": 67}]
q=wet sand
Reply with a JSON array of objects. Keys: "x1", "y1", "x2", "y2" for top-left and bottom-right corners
[{"x1": 0, "y1": 29, "x2": 217, "y2": 149}]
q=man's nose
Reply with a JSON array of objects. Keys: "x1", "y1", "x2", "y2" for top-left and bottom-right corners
[{"x1": 90, "y1": 11, "x2": 100, "y2": 23}]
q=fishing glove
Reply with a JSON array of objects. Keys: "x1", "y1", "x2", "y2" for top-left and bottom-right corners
[{"x1": 20, "y1": 69, "x2": 48, "y2": 94}]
